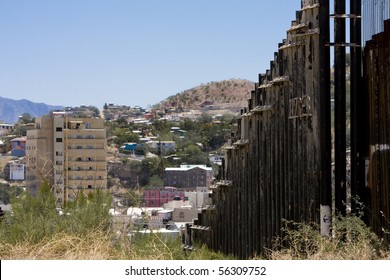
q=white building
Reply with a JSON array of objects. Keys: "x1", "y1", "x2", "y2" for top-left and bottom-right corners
[
  {"x1": 147, "y1": 141, "x2": 176, "y2": 153},
  {"x1": 9, "y1": 163, "x2": 25, "y2": 181},
  {"x1": 185, "y1": 187, "x2": 212, "y2": 208}
]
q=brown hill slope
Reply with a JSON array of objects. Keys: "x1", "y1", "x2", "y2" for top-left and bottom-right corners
[{"x1": 154, "y1": 79, "x2": 254, "y2": 111}]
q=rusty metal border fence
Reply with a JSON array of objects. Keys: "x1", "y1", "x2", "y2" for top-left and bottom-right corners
[
  {"x1": 191, "y1": 0, "x2": 390, "y2": 259},
  {"x1": 192, "y1": 0, "x2": 332, "y2": 259},
  {"x1": 363, "y1": 18, "x2": 390, "y2": 242}
]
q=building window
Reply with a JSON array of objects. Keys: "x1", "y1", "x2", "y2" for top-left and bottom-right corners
[
  {"x1": 56, "y1": 138, "x2": 63, "y2": 142},
  {"x1": 56, "y1": 127, "x2": 63, "y2": 132}
]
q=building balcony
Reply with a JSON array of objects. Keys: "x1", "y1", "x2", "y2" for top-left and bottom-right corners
[
  {"x1": 66, "y1": 168, "x2": 106, "y2": 173},
  {"x1": 66, "y1": 137, "x2": 106, "y2": 143},
  {"x1": 67, "y1": 178, "x2": 105, "y2": 182},
  {"x1": 66, "y1": 149, "x2": 106, "y2": 157}
]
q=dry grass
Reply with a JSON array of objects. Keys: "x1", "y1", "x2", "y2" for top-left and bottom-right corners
[
  {"x1": 2, "y1": 223, "x2": 388, "y2": 260},
  {"x1": 3, "y1": 185, "x2": 388, "y2": 260},
  {"x1": 267, "y1": 237, "x2": 390, "y2": 260},
  {"x1": 0, "y1": 183, "x2": 233, "y2": 260},
  {"x1": 0, "y1": 231, "x2": 178, "y2": 260},
  {"x1": 265, "y1": 218, "x2": 390, "y2": 260},
  {"x1": 0, "y1": 231, "x2": 118, "y2": 260},
  {"x1": 0, "y1": 229, "x2": 231, "y2": 260}
]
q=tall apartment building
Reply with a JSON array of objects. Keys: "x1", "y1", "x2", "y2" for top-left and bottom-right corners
[{"x1": 26, "y1": 112, "x2": 107, "y2": 205}]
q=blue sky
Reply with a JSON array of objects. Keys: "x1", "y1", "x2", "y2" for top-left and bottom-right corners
[{"x1": 0, "y1": 0, "x2": 301, "y2": 108}]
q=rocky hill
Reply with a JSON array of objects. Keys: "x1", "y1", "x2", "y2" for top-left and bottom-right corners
[
  {"x1": 0, "y1": 96, "x2": 63, "y2": 124},
  {"x1": 154, "y1": 79, "x2": 254, "y2": 112}
]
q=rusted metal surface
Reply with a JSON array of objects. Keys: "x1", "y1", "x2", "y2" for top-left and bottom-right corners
[
  {"x1": 363, "y1": 19, "x2": 390, "y2": 242},
  {"x1": 350, "y1": 0, "x2": 364, "y2": 214},
  {"x1": 334, "y1": 0, "x2": 347, "y2": 216},
  {"x1": 191, "y1": 1, "x2": 390, "y2": 258},
  {"x1": 192, "y1": 0, "x2": 331, "y2": 259}
]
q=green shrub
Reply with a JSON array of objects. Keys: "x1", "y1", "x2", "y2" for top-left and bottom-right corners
[
  {"x1": 267, "y1": 211, "x2": 389, "y2": 260},
  {"x1": 0, "y1": 182, "x2": 112, "y2": 244}
]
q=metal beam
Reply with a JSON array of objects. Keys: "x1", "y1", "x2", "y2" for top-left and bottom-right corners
[
  {"x1": 350, "y1": 0, "x2": 363, "y2": 214},
  {"x1": 319, "y1": 0, "x2": 332, "y2": 236},
  {"x1": 334, "y1": 0, "x2": 347, "y2": 216}
]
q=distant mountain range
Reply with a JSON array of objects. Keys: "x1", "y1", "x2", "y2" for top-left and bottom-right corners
[
  {"x1": 0, "y1": 96, "x2": 63, "y2": 124},
  {"x1": 1, "y1": 79, "x2": 254, "y2": 124}
]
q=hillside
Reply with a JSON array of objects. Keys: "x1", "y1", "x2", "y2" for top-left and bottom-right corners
[
  {"x1": 154, "y1": 79, "x2": 254, "y2": 111},
  {"x1": 0, "y1": 96, "x2": 63, "y2": 124}
]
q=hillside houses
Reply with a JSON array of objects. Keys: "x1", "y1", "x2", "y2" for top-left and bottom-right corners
[
  {"x1": 164, "y1": 165, "x2": 214, "y2": 188},
  {"x1": 0, "y1": 124, "x2": 14, "y2": 136}
]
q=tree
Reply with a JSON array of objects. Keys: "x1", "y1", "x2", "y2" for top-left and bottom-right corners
[
  {"x1": 112, "y1": 128, "x2": 140, "y2": 145},
  {"x1": 180, "y1": 118, "x2": 195, "y2": 131},
  {"x1": 139, "y1": 157, "x2": 164, "y2": 186},
  {"x1": 12, "y1": 123, "x2": 34, "y2": 137},
  {"x1": 152, "y1": 119, "x2": 171, "y2": 135},
  {"x1": 179, "y1": 144, "x2": 208, "y2": 165},
  {"x1": 134, "y1": 144, "x2": 149, "y2": 156},
  {"x1": 198, "y1": 112, "x2": 212, "y2": 124},
  {"x1": 19, "y1": 113, "x2": 35, "y2": 124},
  {"x1": 0, "y1": 138, "x2": 11, "y2": 154},
  {"x1": 116, "y1": 117, "x2": 128, "y2": 128},
  {"x1": 0, "y1": 183, "x2": 23, "y2": 205},
  {"x1": 146, "y1": 175, "x2": 164, "y2": 189},
  {"x1": 89, "y1": 106, "x2": 100, "y2": 117}
]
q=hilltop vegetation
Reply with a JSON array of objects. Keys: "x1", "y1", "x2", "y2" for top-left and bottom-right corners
[{"x1": 154, "y1": 79, "x2": 254, "y2": 111}]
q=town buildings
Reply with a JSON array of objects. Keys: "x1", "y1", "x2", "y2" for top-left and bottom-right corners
[
  {"x1": 143, "y1": 187, "x2": 185, "y2": 207},
  {"x1": 146, "y1": 140, "x2": 176, "y2": 154},
  {"x1": 0, "y1": 124, "x2": 14, "y2": 136},
  {"x1": 143, "y1": 186, "x2": 211, "y2": 208},
  {"x1": 10, "y1": 137, "x2": 26, "y2": 157},
  {"x1": 164, "y1": 164, "x2": 214, "y2": 188},
  {"x1": 26, "y1": 112, "x2": 107, "y2": 205},
  {"x1": 3, "y1": 159, "x2": 26, "y2": 181}
]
